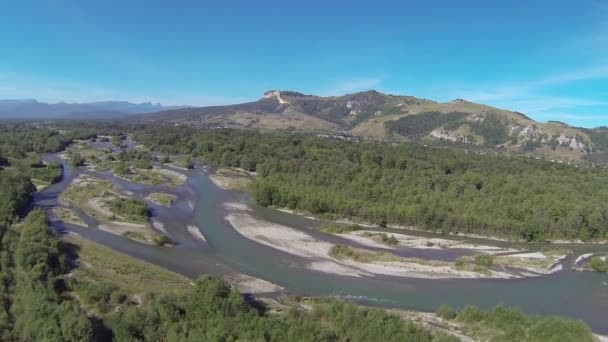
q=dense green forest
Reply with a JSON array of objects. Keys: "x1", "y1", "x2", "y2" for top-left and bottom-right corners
[
  {"x1": 0, "y1": 209, "x2": 94, "y2": 340},
  {"x1": 106, "y1": 278, "x2": 455, "y2": 341},
  {"x1": 435, "y1": 304, "x2": 595, "y2": 341},
  {"x1": 131, "y1": 126, "x2": 608, "y2": 241},
  {"x1": 0, "y1": 122, "x2": 601, "y2": 341},
  {"x1": 383, "y1": 111, "x2": 510, "y2": 146},
  {"x1": 5, "y1": 120, "x2": 608, "y2": 242}
]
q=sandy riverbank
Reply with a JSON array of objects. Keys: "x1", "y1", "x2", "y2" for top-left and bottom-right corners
[
  {"x1": 224, "y1": 203, "x2": 524, "y2": 279},
  {"x1": 275, "y1": 207, "x2": 608, "y2": 245},
  {"x1": 224, "y1": 273, "x2": 284, "y2": 294},
  {"x1": 208, "y1": 168, "x2": 253, "y2": 191},
  {"x1": 187, "y1": 225, "x2": 207, "y2": 243},
  {"x1": 337, "y1": 230, "x2": 517, "y2": 255},
  {"x1": 62, "y1": 174, "x2": 166, "y2": 245}
]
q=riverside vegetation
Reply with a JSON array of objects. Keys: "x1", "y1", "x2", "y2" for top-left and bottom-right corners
[
  {"x1": 0, "y1": 122, "x2": 602, "y2": 341},
  {"x1": 130, "y1": 126, "x2": 608, "y2": 242}
]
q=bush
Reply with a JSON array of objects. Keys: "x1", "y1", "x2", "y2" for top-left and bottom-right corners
[
  {"x1": 474, "y1": 254, "x2": 494, "y2": 267},
  {"x1": 457, "y1": 305, "x2": 485, "y2": 323},
  {"x1": 70, "y1": 152, "x2": 85, "y2": 167},
  {"x1": 106, "y1": 198, "x2": 150, "y2": 222},
  {"x1": 527, "y1": 317, "x2": 595, "y2": 342},
  {"x1": 378, "y1": 233, "x2": 399, "y2": 246},
  {"x1": 436, "y1": 304, "x2": 457, "y2": 320},
  {"x1": 319, "y1": 223, "x2": 363, "y2": 234},
  {"x1": 153, "y1": 235, "x2": 172, "y2": 246},
  {"x1": 589, "y1": 257, "x2": 607, "y2": 272}
]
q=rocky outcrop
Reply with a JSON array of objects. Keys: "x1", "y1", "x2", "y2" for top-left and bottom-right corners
[
  {"x1": 263, "y1": 90, "x2": 290, "y2": 105},
  {"x1": 430, "y1": 128, "x2": 471, "y2": 144}
]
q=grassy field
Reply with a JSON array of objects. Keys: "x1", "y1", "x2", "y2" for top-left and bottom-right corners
[
  {"x1": 211, "y1": 168, "x2": 253, "y2": 191},
  {"x1": 146, "y1": 192, "x2": 177, "y2": 207},
  {"x1": 53, "y1": 207, "x2": 86, "y2": 226},
  {"x1": 318, "y1": 223, "x2": 363, "y2": 234},
  {"x1": 64, "y1": 235, "x2": 191, "y2": 314},
  {"x1": 31, "y1": 178, "x2": 50, "y2": 191},
  {"x1": 117, "y1": 166, "x2": 187, "y2": 187},
  {"x1": 60, "y1": 175, "x2": 165, "y2": 245},
  {"x1": 329, "y1": 245, "x2": 448, "y2": 267}
]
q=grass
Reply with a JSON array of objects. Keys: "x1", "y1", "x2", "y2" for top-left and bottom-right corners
[
  {"x1": 211, "y1": 168, "x2": 253, "y2": 191},
  {"x1": 362, "y1": 232, "x2": 400, "y2": 246},
  {"x1": 493, "y1": 252, "x2": 564, "y2": 271},
  {"x1": 147, "y1": 192, "x2": 177, "y2": 207},
  {"x1": 455, "y1": 256, "x2": 492, "y2": 275},
  {"x1": 116, "y1": 166, "x2": 186, "y2": 187},
  {"x1": 114, "y1": 165, "x2": 165, "y2": 185},
  {"x1": 329, "y1": 245, "x2": 449, "y2": 268},
  {"x1": 31, "y1": 178, "x2": 50, "y2": 192},
  {"x1": 64, "y1": 235, "x2": 191, "y2": 313},
  {"x1": 168, "y1": 156, "x2": 194, "y2": 170},
  {"x1": 330, "y1": 245, "x2": 402, "y2": 263},
  {"x1": 319, "y1": 223, "x2": 363, "y2": 234},
  {"x1": 587, "y1": 257, "x2": 608, "y2": 272},
  {"x1": 61, "y1": 176, "x2": 164, "y2": 244},
  {"x1": 540, "y1": 247, "x2": 571, "y2": 257},
  {"x1": 61, "y1": 177, "x2": 118, "y2": 220},
  {"x1": 53, "y1": 207, "x2": 86, "y2": 226}
]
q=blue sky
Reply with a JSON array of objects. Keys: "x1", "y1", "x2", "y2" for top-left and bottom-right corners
[{"x1": 0, "y1": 0, "x2": 607, "y2": 127}]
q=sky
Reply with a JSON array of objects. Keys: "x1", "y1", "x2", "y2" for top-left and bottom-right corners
[{"x1": 0, "y1": 0, "x2": 607, "y2": 127}]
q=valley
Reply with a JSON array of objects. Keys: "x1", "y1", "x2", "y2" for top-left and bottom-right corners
[
  {"x1": 1, "y1": 122, "x2": 607, "y2": 341},
  {"x1": 23, "y1": 131, "x2": 608, "y2": 337}
]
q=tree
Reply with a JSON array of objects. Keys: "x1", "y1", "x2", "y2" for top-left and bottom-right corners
[{"x1": 70, "y1": 152, "x2": 85, "y2": 167}]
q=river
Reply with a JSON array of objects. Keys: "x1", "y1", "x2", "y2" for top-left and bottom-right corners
[{"x1": 35, "y1": 154, "x2": 608, "y2": 334}]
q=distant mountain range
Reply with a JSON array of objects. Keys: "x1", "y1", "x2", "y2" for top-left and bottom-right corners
[
  {"x1": 133, "y1": 90, "x2": 608, "y2": 163},
  {"x1": 0, "y1": 99, "x2": 186, "y2": 119}
]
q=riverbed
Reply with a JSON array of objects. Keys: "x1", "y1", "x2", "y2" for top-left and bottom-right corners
[{"x1": 35, "y1": 151, "x2": 608, "y2": 334}]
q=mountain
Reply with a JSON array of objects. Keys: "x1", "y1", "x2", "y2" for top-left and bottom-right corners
[
  {"x1": 134, "y1": 90, "x2": 608, "y2": 163},
  {"x1": 0, "y1": 99, "x2": 186, "y2": 119}
]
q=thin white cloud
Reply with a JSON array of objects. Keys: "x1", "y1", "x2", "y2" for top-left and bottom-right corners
[
  {"x1": 461, "y1": 65, "x2": 608, "y2": 104},
  {"x1": 544, "y1": 112, "x2": 608, "y2": 122},
  {"x1": 441, "y1": 65, "x2": 608, "y2": 127},
  {"x1": 0, "y1": 71, "x2": 244, "y2": 106},
  {"x1": 0, "y1": 71, "x2": 115, "y2": 102}
]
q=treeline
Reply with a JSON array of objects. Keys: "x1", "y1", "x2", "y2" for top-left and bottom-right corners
[
  {"x1": 105, "y1": 277, "x2": 453, "y2": 341},
  {"x1": 383, "y1": 111, "x2": 510, "y2": 146},
  {"x1": 0, "y1": 209, "x2": 93, "y2": 340},
  {"x1": 132, "y1": 126, "x2": 608, "y2": 241},
  {"x1": 0, "y1": 123, "x2": 97, "y2": 158},
  {"x1": 435, "y1": 304, "x2": 595, "y2": 341},
  {"x1": 0, "y1": 170, "x2": 36, "y2": 230},
  {"x1": 12, "y1": 155, "x2": 63, "y2": 184}
]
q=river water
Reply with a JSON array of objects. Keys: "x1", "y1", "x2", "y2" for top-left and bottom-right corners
[{"x1": 36, "y1": 155, "x2": 608, "y2": 334}]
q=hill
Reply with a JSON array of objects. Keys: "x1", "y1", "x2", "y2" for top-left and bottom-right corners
[
  {"x1": 0, "y1": 99, "x2": 186, "y2": 119},
  {"x1": 135, "y1": 90, "x2": 608, "y2": 163}
]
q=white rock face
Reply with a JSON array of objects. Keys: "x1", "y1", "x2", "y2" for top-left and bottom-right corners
[
  {"x1": 507, "y1": 124, "x2": 589, "y2": 153},
  {"x1": 263, "y1": 91, "x2": 289, "y2": 104},
  {"x1": 430, "y1": 128, "x2": 471, "y2": 143},
  {"x1": 465, "y1": 112, "x2": 486, "y2": 122},
  {"x1": 557, "y1": 134, "x2": 588, "y2": 151}
]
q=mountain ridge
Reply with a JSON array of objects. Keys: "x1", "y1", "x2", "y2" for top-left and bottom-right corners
[
  {"x1": 132, "y1": 89, "x2": 608, "y2": 163},
  {"x1": 0, "y1": 99, "x2": 187, "y2": 119}
]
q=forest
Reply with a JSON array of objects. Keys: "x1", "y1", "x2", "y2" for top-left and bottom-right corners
[
  {"x1": 5, "y1": 121, "x2": 608, "y2": 243},
  {"x1": 0, "y1": 122, "x2": 601, "y2": 341},
  {"x1": 130, "y1": 125, "x2": 608, "y2": 241}
]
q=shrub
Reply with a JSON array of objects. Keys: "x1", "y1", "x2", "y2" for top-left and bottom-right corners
[
  {"x1": 436, "y1": 304, "x2": 457, "y2": 320},
  {"x1": 589, "y1": 257, "x2": 607, "y2": 272},
  {"x1": 474, "y1": 254, "x2": 494, "y2": 267}
]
